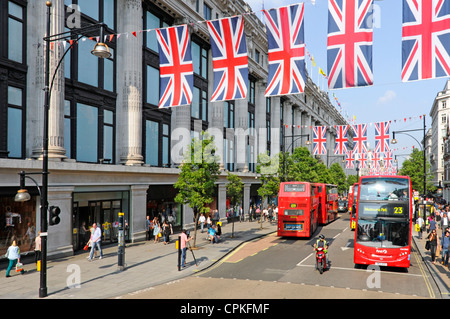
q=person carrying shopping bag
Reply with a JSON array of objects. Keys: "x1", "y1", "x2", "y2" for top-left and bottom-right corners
[{"x1": 5, "y1": 240, "x2": 24, "y2": 277}]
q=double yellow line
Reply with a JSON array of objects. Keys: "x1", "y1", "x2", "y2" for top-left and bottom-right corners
[{"x1": 412, "y1": 244, "x2": 436, "y2": 299}]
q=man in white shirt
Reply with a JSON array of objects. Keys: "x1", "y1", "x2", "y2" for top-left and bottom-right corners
[{"x1": 89, "y1": 223, "x2": 103, "y2": 261}]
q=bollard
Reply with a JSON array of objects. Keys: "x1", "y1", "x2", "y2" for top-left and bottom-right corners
[{"x1": 177, "y1": 235, "x2": 181, "y2": 271}]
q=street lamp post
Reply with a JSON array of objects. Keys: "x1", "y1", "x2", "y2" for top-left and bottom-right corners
[
  {"x1": 14, "y1": 1, "x2": 112, "y2": 298},
  {"x1": 391, "y1": 114, "x2": 426, "y2": 197}
]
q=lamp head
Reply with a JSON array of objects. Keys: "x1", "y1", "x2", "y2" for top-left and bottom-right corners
[
  {"x1": 15, "y1": 189, "x2": 31, "y2": 202},
  {"x1": 391, "y1": 138, "x2": 398, "y2": 144},
  {"x1": 91, "y1": 42, "x2": 111, "y2": 59}
]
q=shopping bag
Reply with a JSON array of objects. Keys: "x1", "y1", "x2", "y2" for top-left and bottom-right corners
[
  {"x1": 425, "y1": 240, "x2": 430, "y2": 250},
  {"x1": 415, "y1": 224, "x2": 420, "y2": 232},
  {"x1": 16, "y1": 262, "x2": 23, "y2": 273},
  {"x1": 83, "y1": 244, "x2": 89, "y2": 251}
]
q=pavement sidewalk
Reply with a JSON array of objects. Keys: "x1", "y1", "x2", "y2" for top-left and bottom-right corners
[
  {"x1": 0, "y1": 219, "x2": 277, "y2": 299},
  {"x1": 0, "y1": 219, "x2": 448, "y2": 299},
  {"x1": 412, "y1": 231, "x2": 450, "y2": 299}
]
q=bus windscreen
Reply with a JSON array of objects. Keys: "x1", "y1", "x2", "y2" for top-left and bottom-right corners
[{"x1": 358, "y1": 178, "x2": 409, "y2": 201}]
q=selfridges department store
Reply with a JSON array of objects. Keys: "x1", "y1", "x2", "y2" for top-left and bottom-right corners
[{"x1": 0, "y1": 0, "x2": 350, "y2": 258}]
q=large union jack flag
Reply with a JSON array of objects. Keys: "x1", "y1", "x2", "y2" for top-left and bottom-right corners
[
  {"x1": 334, "y1": 125, "x2": 349, "y2": 155},
  {"x1": 370, "y1": 151, "x2": 382, "y2": 168},
  {"x1": 352, "y1": 123, "x2": 368, "y2": 154},
  {"x1": 264, "y1": 3, "x2": 306, "y2": 96},
  {"x1": 313, "y1": 126, "x2": 327, "y2": 155},
  {"x1": 357, "y1": 152, "x2": 368, "y2": 169},
  {"x1": 207, "y1": 16, "x2": 248, "y2": 102},
  {"x1": 374, "y1": 121, "x2": 390, "y2": 153},
  {"x1": 402, "y1": 0, "x2": 450, "y2": 82},
  {"x1": 156, "y1": 25, "x2": 194, "y2": 108},
  {"x1": 327, "y1": 0, "x2": 374, "y2": 89}
]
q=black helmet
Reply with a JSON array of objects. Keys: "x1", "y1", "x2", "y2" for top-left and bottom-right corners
[{"x1": 319, "y1": 234, "x2": 325, "y2": 240}]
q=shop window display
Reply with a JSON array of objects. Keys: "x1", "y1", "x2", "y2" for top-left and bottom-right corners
[{"x1": 0, "y1": 197, "x2": 37, "y2": 256}]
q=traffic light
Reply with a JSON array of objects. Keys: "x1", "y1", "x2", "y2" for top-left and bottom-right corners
[{"x1": 49, "y1": 206, "x2": 61, "y2": 226}]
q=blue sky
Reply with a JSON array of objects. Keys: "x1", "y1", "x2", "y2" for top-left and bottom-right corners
[{"x1": 246, "y1": 0, "x2": 446, "y2": 167}]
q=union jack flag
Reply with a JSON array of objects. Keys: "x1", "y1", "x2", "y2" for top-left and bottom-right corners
[
  {"x1": 402, "y1": 0, "x2": 450, "y2": 82},
  {"x1": 156, "y1": 25, "x2": 194, "y2": 108},
  {"x1": 358, "y1": 152, "x2": 368, "y2": 169},
  {"x1": 345, "y1": 149, "x2": 355, "y2": 169},
  {"x1": 264, "y1": 3, "x2": 306, "y2": 96},
  {"x1": 384, "y1": 150, "x2": 394, "y2": 169},
  {"x1": 370, "y1": 151, "x2": 381, "y2": 168},
  {"x1": 313, "y1": 126, "x2": 327, "y2": 155},
  {"x1": 374, "y1": 121, "x2": 390, "y2": 153},
  {"x1": 334, "y1": 125, "x2": 349, "y2": 155},
  {"x1": 207, "y1": 16, "x2": 248, "y2": 102},
  {"x1": 327, "y1": 0, "x2": 374, "y2": 89},
  {"x1": 352, "y1": 124, "x2": 368, "y2": 154}
]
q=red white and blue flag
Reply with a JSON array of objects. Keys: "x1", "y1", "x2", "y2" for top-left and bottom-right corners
[
  {"x1": 327, "y1": 0, "x2": 374, "y2": 89},
  {"x1": 384, "y1": 150, "x2": 394, "y2": 169},
  {"x1": 156, "y1": 25, "x2": 194, "y2": 108},
  {"x1": 345, "y1": 149, "x2": 355, "y2": 169},
  {"x1": 313, "y1": 126, "x2": 327, "y2": 155},
  {"x1": 334, "y1": 125, "x2": 349, "y2": 155},
  {"x1": 358, "y1": 152, "x2": 368, "y2": 169},
  {"x1": 207, "y1": 16, "x2": 248, "y2": 102},
  {"x1": 402, "y1": 0, "x2": 450, "y2": 82},
  {"x1": 374, "y1": 121, "x2": 390, "y2": 153},
  {"x1": 352, "y1": 123, "x2": 368, "y2": 154},
  {"x1": 264, "y1": 3, "x2": 306, "y2": 96},
  {"x1": 370, "y1": 151, "x2": 381, "y2": 168}
]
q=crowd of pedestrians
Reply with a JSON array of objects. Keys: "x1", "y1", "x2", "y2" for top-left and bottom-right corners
[{"x1": 416, "y1": 199, "x2": 450, "y2": 268}]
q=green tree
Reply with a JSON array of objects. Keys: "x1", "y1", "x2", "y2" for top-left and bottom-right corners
[
  {"x1": 398, "y1": 148, "x2": 435, "y2": 195},
  {"x1": 329, "y1": 162, "x2": 347, "y2": 193},
  {"x1": 256, "y1": 152, "x2": 281, "y2": 202},
  {"x1": 174, "y1": 133, "x2": 220, "y2": 247},
  {"x1": 226, "y1": 172, "x2": 244, "y2": 208}
]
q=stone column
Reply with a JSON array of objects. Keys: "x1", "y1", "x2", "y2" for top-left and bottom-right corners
[
  {"x1": 117, "y1": 0, "x2": 143, "y2": 165},
  {"x1": 243, "y1": 183, "x2": 251, "y2": 218},
  {"x1": 235, "y1": 98, "x2": 249, "y2": 172},
  {"x1": 30, "y1": 0, "x2": 66, "y2": 160},
  {"x1": 271, "y1": 97, "x2": 281, "y2": 156},
  {"x1": 218, "y1": 183, "x2": 227, "y2": 219}
]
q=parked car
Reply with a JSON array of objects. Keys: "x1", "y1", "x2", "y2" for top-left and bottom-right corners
[{"x1": 338, "y1": 200, "x2": 348, "y2": 213}]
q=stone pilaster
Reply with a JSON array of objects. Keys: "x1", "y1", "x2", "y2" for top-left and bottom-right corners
[{"x1": 117, "y1": 0, "x2": 144, "y2": 165}]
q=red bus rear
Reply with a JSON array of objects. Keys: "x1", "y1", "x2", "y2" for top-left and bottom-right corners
[
  {"x1": 313, "y1": 183, "x2": 339, "y2": 225},
  {"x1": 277, "y1": 182, "x2": 319, "y2": 238},
  {"x1": 354, "y1": 175, "x2": 412, "y2": 268}
]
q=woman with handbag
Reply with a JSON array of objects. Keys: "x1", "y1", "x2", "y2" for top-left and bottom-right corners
[
  {"x1": 5, "y1": 240, "x2": 24, "y2": 277},
  {"x1": 153, "y1": 217, "x2": 160, "y2": 243},
  {"x1": 427, "y1": 229, "x2": 439, "y2": 264}
]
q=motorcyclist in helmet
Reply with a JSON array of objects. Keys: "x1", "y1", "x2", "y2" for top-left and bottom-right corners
[{"x1": 313, "y1": 234, "x2": 329, "y2": 267}]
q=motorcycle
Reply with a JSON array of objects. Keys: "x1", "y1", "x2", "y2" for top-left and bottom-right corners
[{"x1": 315, "y1": 246, "x2": 327, "y2": 274}]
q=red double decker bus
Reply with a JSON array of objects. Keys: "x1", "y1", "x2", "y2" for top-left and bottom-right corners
[
  {"x1": 313, "y1": 183, "x2": 339, "y2": 225},
  {"x1": 354, "y1": 175, "x2": 412, "y2": 269},
  {"x1": 277, "y1": 182, "x2": 319, "y2": 238},
  {"x1": 350, "y1": 183, "x2": 359, "y2": 230}
]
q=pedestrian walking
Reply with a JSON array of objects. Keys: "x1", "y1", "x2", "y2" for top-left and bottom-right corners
[
  {"x1": 145, "y1": 216, "x2": 152, "y2": 241},
  {"x1": 88, "y1": 223, "x2": 103, "y2": 261},
  {"x1": 440, "y1": 230, "x2": 450, "y2": 267},
  {"x1": 162, "y1": 220, "x2": 171, "y2": 244},
  {"x1": 5, "y1": 240, "x2": 24, "y2": 277},
  {"x1": 427, "y1": 229, "x2": 439, "y2": 264},
  {"x1": 199, "y1": 213, "x2": 206, "y2": 233},
  {"x1": 442, "y1": 213, "x2": 449, "y2": 233},
  {"x1": 416, "y1": 215, "x2": 424, "y2": 239},
  {"x1": 180, "y1": 229, "x2": 192, "y2": 268},
  {"x1": 153, "y1": 217, "x2": 161, "y2": 243}
]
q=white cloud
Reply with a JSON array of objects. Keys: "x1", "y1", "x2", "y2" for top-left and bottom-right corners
[{"x1": 378, "y1": 90, "x2": 397, "y2": 104}]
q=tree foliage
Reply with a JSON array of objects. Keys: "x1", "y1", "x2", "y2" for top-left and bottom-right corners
[
  {"x1": 226, "y1": 172, "x2": 244, "y2": 207},
  {"x1": 174, "y1": 133, "x2": 220, "y2": 246},
  {"x1": 256, "y1": 147, "x2": 354, "y2": 198},
  {"x1": 398, "y1": 148, "x2": 435, "y2": 195}
]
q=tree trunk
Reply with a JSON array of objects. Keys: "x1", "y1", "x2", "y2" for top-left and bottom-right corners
[{"x1": 192, "y1": 207, "x2": 199, "y2": 248}]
